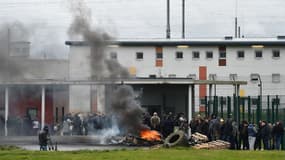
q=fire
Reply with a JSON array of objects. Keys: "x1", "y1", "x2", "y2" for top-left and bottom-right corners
[{"x1": 140, "y1": 130, "x2": 161, "y2": 141}]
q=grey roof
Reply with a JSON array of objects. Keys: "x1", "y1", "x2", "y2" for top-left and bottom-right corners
[
  {"x1": 0, "y1": 78, "x2": 247, "y2": 86},
  {"x1": 65, "y1": 38, "x2": 285, "y2": 47}
]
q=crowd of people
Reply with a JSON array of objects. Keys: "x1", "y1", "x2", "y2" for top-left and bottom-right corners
[
  {"x1": 0, "y1": 115, "x2": 41, "y2": 136},
  {"x1": 143, "y1": 112, "x2": 284, "y2": 150},
  {"x1": 189, "y1": 114, "x2": 284, "y2": 150},
  {"x1": 1, "y1": 110, "x2": 284, "y2": 151},
  {"x1": 56, "y1": 113, "x2": 113, "y2": 136}
]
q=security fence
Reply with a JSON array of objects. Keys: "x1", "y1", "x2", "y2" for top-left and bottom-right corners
[{"x1": 203, "y1": 94, "x2": 285, "y2": 150}]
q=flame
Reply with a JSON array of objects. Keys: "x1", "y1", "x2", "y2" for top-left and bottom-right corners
[{"x1": 140, "y1": 130, "x2": 161, "y2": 141}]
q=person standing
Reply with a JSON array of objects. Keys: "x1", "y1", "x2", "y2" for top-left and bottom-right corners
[
  {"x1": 248, "y1": 123, "x2": 257, "y2": 150},
  {"x1": 272, "y1": 121, "x2": 284, "y2": 150},
  {"x1": 240, "y1": 120, "x2": 249, "y2": 150},
  {"x1": 38, "y1": 126, "x2": 51, "y2": 151},
  {"x1": 260, "y1": 121, "x2": 270, "y2": 150},
  {"x1": 150, "y1": 112, "x2": 161, "y2": 131}
]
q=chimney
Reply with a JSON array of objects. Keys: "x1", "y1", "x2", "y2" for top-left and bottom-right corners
[
  {"x1": 166, "y1": 0, "x2": 171, "y2": 39},
  {"x1": 238, "y1": 26, "x2": 241, "y2": 38},
  {"x1": 182, "y1": 0, "x2": 185, "y2": 39},
  {"x1": 235, "y1": 17, "x2": 237, "y2": 38}
]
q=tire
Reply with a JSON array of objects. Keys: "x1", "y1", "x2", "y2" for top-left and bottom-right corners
[{"x1": 164, "y1": 130, "x2": 188, "y2": 147}]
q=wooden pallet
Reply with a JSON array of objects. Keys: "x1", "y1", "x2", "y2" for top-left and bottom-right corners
[
  {"x1": 192, "y1": 140, "x2": 230, "y2": 150},
  {"x1": 191, "y1": 132, "x2": 208, "y2": 142}
]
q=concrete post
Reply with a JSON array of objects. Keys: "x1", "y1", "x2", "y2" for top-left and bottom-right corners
[
  {"x1": 188, "y1": 84, "x2": 194, "y2": 136},
  {"x1": 41, "y1": 86, "x2": 46, "y2": 129},
  {"x1": 209, "y1": 84, "x2": 213, "y2": 115},
  {"x1": 4, "y1": 87, "x2": 9, "y2": 136}
]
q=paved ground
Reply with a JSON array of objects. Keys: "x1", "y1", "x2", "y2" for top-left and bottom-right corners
[
  {"x1": 0, "y1": 136, "x2": 146, "y2": 151},
  {"x1": 18, "y1": 144, "x2": 142, "y2": 151}
]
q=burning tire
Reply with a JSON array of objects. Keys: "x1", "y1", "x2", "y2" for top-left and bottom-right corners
[{"x1": 164, "y1": 130, "x2": 188, "y2": 147}]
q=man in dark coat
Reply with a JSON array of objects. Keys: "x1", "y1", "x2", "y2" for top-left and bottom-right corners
[
  {"x1": 38, "y1": 126, "x2": 50, "y2": 151},
  {"x1": 272, "y1": 121, "x2": 284, "y2": 150},
  {"x1": 260, "y1": 121, "x2": 270, "y2": 150}
]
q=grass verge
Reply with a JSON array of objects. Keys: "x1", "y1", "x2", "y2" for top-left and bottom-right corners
[{"x1": 0, "y1": 146, "x2": 284, "y2": 160}]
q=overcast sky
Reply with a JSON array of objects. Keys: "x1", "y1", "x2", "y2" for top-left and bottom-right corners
[{"x1": 0, "y1": 0, "x2": 285, "y2": 58}]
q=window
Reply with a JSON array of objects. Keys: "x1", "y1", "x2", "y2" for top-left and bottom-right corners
[
  {"x1": 187, "y1": 74, "x2": 196, "y2": 80},
  {"x1": 176, "y1": 51, "x2": 183, "y2": 59},
  {"x1": 272, "y1": 73, "x2": 280, "y2": 83},
  {"x1": 272, "y1": 50, "x2": 280, "y2": 58},
  {"x1": 255, "y1": 50, "x2": 263, "y2": 58},
  {"x1": 136, "y1": 52, "x2": 143, "y2": 60},
  {"x1": 237, "y1": 51, "x2": 245, "y2": 58},
  {"x1": 219, "y1": 52, "x2": 226, "y2": 58},
  {"x1": 219, "y1": 59, "x2": 226, "y2": 66},
  {"x1": 250, "y1": 73, "x2": 260, "y2": 82},
  {"x1": 229, "y1": 74, "x2": 238, "y2": 81},
  {"x1": 192, "y1": 51, "x2": 200, "y2": 59},
  {"x1": 209, "y1": 74, "x2": 217, "y2": 80},
  {"x1": 156, "y1": 52, "x2": 163, "y2": 59},
  {"x1": 206, "y1": 51, "x2": 213, "y2": 59},
  {"x1": 110, "y1": 52, "x2": 117, "y2": 59}
]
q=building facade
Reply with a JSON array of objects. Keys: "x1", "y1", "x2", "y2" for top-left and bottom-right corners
[
  {"x1": 66, "y1": 37, "x2": 285, "y2": 113},
  {"x1": 1, "y1": 38, "x2": 285, "y2": 136}
]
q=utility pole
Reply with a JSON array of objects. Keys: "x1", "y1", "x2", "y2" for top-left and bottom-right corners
[
  {"x1": 182, "y1": 0, "x2": 185, "y2": 39},
  {"x1": 166, "y1": 0, "x2": 171, "y2": 39}
]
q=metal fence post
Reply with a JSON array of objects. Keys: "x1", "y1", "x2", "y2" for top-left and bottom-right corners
[
  {"x1": 242, "y1": 97, "x2": 245, "y2": 121},
  {"x1": 205, "y1": 96, "x2": 208, "y2": 117},
  {"x1": 227, "y1": 96, "x2": 231, "y2": 118},
  {"x1": 237, "y1": 96, "x2": 241, "y2": 126},
  {"x1": 233, "y1": 94, "x2": 237, "y2": 122},
  {"x1": 220, "y1": 96, "x2": 224, "y2": 118},
  {"x1": 208, "y1": 100, "x2": 211, "y2": 118},
  {"x1": 248, "y1": 96, "x2": 251, "y2": 123},
  {"x1": 271, "y1": 99, "x2": 275, "y2": 123},
  {"x1": 281, "y1": 108, "x2": 285, "y2": 150},
  {"x1": 214, "y1": 96, "x2": 218, "y2": 116},
  {"x1": 276, "y1": 95, "x2": 279, "y2": 121},
  {"x1": 256, "y1": 95, "x2": 261, "y2": 124},
  {"x1": 267, "y1": 95, "x2": 270, "y2": 123}
]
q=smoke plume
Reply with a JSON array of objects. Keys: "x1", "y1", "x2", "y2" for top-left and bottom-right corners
[
  {"x1": 68, "y1": 0, "x2": 129, "y2": 80},
  {"x1": 111, "y1": 85, "x2": 147, "y2": 134},
  {"x1": 0, "y1": 22, "x2": 29, "y2": 82},
  {"x1": 68, "y1": 0, "x2": 146, "y2": 136}
]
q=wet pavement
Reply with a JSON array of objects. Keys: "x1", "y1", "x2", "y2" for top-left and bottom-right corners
[
  {"x1": 18, "y1": 144, "x2": 143, "y2": 151},
  {"x1": 0, "y1": 136, "x2": 147, "y2": 151}
]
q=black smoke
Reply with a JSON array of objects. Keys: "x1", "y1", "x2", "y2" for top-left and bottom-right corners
[
  {"x1": 111, "y1": 85, "x2": 148, "y2": 134},
  {"x1": 68, "y1": 0, "x2": 129, "y2": 80},
  {"x1": 0, "y1": 22, "x2": 27, "y2": 82},
  {"x1": 68, "y1": 0, "x2": 146, "y2": 136}
]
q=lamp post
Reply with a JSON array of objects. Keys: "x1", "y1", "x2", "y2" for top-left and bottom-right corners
[
  {"x1": 252, "y1": 74, "x2": 262, "y2": 123},
  {"x1": 257, "y1": 74, "x2": 262, "y2": 103},
  {"x1": 250, "y1": 74, "x2": 262, "y2": 123},
  {"x1": 257, "y1": 74, "x2": 262, "y2": 122}
]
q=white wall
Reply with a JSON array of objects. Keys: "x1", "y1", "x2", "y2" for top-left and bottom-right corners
[
  {"x1": 106, "y1": 45, "x2": 285, "y2": 96},
  {"x1": 69, "y1": 46, "x2": 91, "y2": 80},
  {"x1": 69, "y1": 85, "x2": 91, "y2": 113},
  {"x1": 68, "y1": 42, "x2": 285, "y2": 112},
  {"x1": 69, "y1": 45, "x2": 92, "y2": 113}
]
